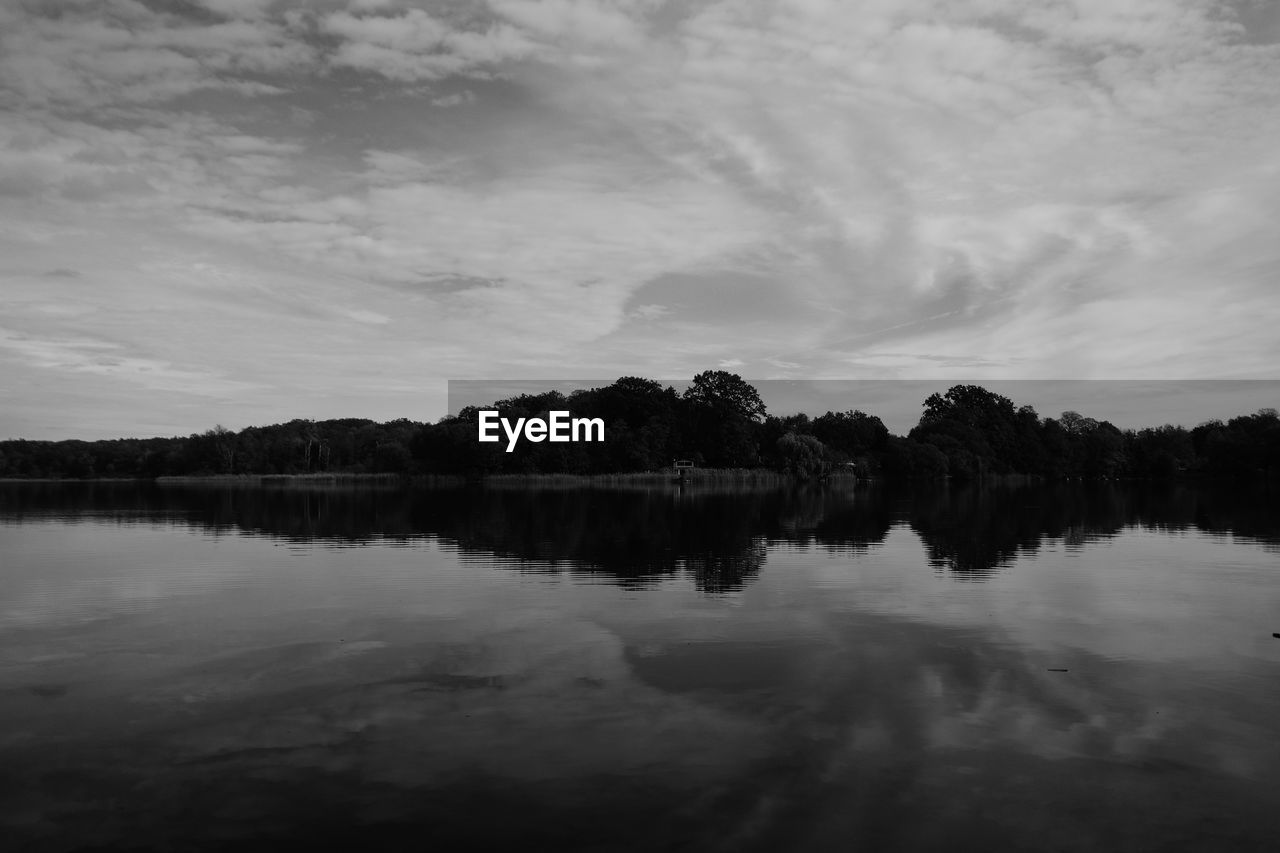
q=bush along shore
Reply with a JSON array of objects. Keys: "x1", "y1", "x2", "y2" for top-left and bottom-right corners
[{"x1": 1, "y1": 373, "x2": 1277, "y2": 482}]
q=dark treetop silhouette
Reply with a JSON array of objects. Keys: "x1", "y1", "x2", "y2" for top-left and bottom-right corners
[{"x1": 1, "y1": 375, "x2": 1277, "y2": 481}]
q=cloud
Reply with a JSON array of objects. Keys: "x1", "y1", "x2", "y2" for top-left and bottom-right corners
[
  {"x1": 601, "y1": 0, "x2": 1280, "y2": 374},
  {"x1": 2, "y1": 0, "x2": 1280, "y2": 436},
  {"x1": 318, "y1": 8, "x2": 543, "y2": 80},
  {"x1": 490, "y1": 0, "x2": 650, "y2": 49},
  {"x1": 0, "y1": 1, "x2": 315, "y2": 109},
  {"x1": 0, "y1": 327, "x2": 259, "y2": 397},
  {"x1": 430, "y1": 89, "x2": 476, "y2": 107},
  {"x1": 182, "y1": 159, "x2": 778, "y2": 351}
]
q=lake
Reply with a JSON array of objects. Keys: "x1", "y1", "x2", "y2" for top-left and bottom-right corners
[{"x1": 2, "y1": 479, "x2": 1279, "y2": 851}]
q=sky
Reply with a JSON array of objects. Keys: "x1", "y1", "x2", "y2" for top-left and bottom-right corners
[{"x1": 2, "y1": 0, "x2": 1279, "y2": 440}]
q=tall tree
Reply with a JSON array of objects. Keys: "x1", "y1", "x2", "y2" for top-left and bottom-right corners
[{"x1": 682, "y1": 371, "x2": 767, "y2": 422}]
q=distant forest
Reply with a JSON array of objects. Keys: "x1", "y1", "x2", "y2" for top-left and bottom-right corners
[{"x1": 2, "y1": 372, "x2": 1277, "y2": 480}]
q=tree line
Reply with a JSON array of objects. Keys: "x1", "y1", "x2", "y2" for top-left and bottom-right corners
[{"x1": 1, "y1": 373, "x2": 1276, "y2": 480}]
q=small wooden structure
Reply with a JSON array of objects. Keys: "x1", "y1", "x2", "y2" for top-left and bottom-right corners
[{"x1": 672, "y1": 459, "x2": 694, "y2": 483}]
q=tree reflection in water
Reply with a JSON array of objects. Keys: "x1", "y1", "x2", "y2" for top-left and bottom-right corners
[{"x1": 2, "y1": 479, "x2": 1277, "y2": 586}]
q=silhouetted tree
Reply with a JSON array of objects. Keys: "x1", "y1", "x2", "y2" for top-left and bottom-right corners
[
  {"x1": 3, "y1": 379, "x2": 1276, "y2": 482},
  {"x1": 776, "y1": 432, "x2": 828, "y2": 478}
]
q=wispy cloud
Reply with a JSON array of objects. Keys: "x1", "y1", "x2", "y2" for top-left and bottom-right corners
[{"x1": 0, "y1": 327, "x2": 260, "y2": 397}]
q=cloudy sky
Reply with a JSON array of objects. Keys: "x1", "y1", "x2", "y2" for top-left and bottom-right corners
[{"x1": 3, "y1": 0, "x2": 1279, "y2": 439}]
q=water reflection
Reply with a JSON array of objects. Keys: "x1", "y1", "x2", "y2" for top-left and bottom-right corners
[
  {"x1": 3, "y1": 479, "x2": 1278, "y2": 582},
  {"x1": 1, "y1": 480, "x2": 1280, "y2": 850}
]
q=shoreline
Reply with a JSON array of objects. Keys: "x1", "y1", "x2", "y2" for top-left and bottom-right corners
[
  {"x1": 1, "y1": 471, "x2": 1261, "y2": 486},
  {"x1": 0, "y1": 470, "x2": 854, "y2": 485}
]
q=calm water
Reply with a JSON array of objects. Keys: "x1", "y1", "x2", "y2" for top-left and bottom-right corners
[{"x1": 2, "y1": 480, "x2": 1279, "y2": 852}]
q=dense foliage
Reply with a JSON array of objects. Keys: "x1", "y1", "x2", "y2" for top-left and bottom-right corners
[{"x1": 1, "y1": 375, "x2": 1276, "y2": 480}]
